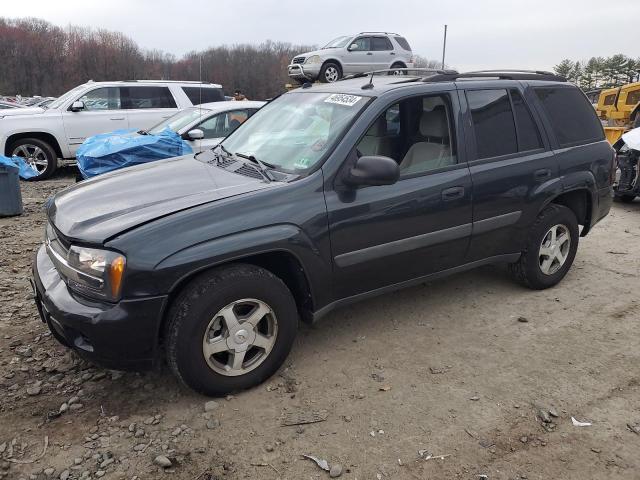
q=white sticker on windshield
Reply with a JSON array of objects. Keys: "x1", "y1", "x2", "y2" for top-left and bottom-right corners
[{"x1": 324, "y1": 94, "x2": 362, "y2": 107}]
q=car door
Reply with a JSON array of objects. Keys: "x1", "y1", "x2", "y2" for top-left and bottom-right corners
[
  {"x1": 371, "y1": 36, "x2": 395, "y2": 69},
  {"x1": 61, "y1": 86, "x2": 128, "y2": 156},
  {"x1": 122, "y1": 86, "x2": 179, "y2": 131},
  {"x1": 324, "y1": 91, "x2": 473, "y2": 300},
  {"x1": 188, "y1": 109, "x2": 257, "y2": 152},
  {"x1": 460, "y1": 84, "x2": 558, "y2": 262},
  {"x1": 343, "y1": 36, "x2": 376, "y2": 73}
]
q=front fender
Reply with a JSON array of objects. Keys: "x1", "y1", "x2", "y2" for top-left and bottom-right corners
[{"x1": 153, "y1": 224, "x2": 331, "y2": 307}]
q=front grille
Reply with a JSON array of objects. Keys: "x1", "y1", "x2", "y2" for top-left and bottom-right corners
[
  {"x1": 235, "y1": 164, "x2": 264, "y2": 179},
  {"x1": 292, "y1": 57, "x2": 305, "y2": 64}
]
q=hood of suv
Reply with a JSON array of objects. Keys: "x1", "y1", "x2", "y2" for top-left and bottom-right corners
[
  {"x1": 48, "y1": 155, "x2": 277, "y2": 244},
  {"x1": 0, "y1": 106, "x2": 46, "y2": 117},
  {"x1": 292, "y1": 47, "x2": 341, "y2": 62}
]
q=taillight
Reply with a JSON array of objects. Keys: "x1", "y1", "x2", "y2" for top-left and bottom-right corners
[{"x1": 610, "y1": 150, "x2": 617, "y2": 185}]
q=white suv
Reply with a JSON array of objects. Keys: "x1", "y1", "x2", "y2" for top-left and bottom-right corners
[
  {"x1": 288, "y1": 32, "x2": 414, "y2": 84},
  {"x1": 0, "y1": 80, "x2": 225, "y2": 179}
]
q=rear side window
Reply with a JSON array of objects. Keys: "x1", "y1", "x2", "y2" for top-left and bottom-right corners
[
  {"x1": 466, "y1": 89, "x2": 517, "y2": 159},
  {"x1": 182, "y1": 87, "x2": 225, "y2": 105},
  {"x1": 394, "y1": 36, "x2": 412, "y2": 51},
  {"x1": 372, "y1": 37, "x2": 393, "y2": 51},
  {"x1": 603, "y1": 93, "x2": 616, "y2": 106},
  {"x1": 122, "y1": 86, "x2": 177, "y2": 109},
  {"x1": 509, "y1": 89, "x2": 543, "y2": 151},
  {"x1": 535, "y1": 87, "x2": 604, "y2": 147},
  {"x1": 626, "y1": 90, "x2": 640, "y2": 106}
]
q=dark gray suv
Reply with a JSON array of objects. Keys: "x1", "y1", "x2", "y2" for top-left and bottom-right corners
[{"x1": 33, "y1": 69, "x2": 614, "y2": 396}]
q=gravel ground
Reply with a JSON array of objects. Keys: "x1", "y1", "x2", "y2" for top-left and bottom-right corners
[{"x1": 1, "y1": 168, "x2": 639, "y2": 480}]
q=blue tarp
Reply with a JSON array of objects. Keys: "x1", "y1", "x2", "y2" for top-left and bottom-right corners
[
  {"x1": 0, "y1": 155, "x2": 38, "y2": 179},
  {"x1": 76, "y1": 128, "x2": 193, "y2": 179}
]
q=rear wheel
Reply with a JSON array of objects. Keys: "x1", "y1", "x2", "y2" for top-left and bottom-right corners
[
  {"x1": 319, "y1": 62, "x2": 342, "y2": 83},
  {"x1": 509, "y1": 204, "x2": 579, "y2": 289},
  {"x1": 388, "y1": 63, "x2": 407, "y2": 75},
  {"x1": 9, "y1": 138, "x2": 57, "y2": 180},
  {"x1": 165, "y1": 264, "x2": 298, "y2": 396}
]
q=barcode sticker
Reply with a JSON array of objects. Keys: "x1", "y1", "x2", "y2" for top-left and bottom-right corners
[{"x1": 324, "y1": 94, "x2": 362, "y2": 107}]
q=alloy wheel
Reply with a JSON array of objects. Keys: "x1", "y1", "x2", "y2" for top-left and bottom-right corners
[
  {"x1": 325, "y1": 66, "x2": 339, "y2": 82},
  {"x1": 202, "y1": 298, "x2": 278, "y2": 377},
  {"x1": 12, "y1": 144, "x2": 48, "y2": 173},
  {"x1": 538, "y1": 224, "x2": 571, "y2": 275}
]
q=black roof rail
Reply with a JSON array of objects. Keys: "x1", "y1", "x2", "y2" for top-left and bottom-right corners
[
  {"x1": 341, "y1": 68, "x2": 459, "y2": 82},
  {"x1": 357, "y1": 31, "x2": 400, "y2": 36},
  {"x1": 424, "y1": 69, "x2": 567, "y2": 83}
]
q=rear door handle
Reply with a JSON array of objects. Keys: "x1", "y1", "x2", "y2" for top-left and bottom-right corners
[
  {"x1": 110, "y1": 117, "x2": 125, "y2": 121},
  {"x1": 442, "y1": 186, "x2": 465, "y2": 201},
  {"x1": 534, "y1": 168, "x2": 551, "y2": 180},
  {"x1": 390, "y1": 52, "x2": 395, "y2": 55},
  {"x1": 366, "y1": 52, "x2": 373, "y2": 55}
]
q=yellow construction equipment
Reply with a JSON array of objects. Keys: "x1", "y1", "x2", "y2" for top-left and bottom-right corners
[{"x1": 596, "y1": 81, "x2": 640, "y2": 144}]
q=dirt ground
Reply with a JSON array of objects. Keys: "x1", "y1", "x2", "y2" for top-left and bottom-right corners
[{"x1": 1, "y1": 167, "x2": 639, "y2": 480}]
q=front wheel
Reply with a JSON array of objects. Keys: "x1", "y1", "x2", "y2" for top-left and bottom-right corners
[
  {"x1": 165, "y1": 264, "x2": 298, "y2": 396},
  {"x1": 509, "y1": 204, "x2": 579, "y2": 290},
  {"x1": 319, "y1": 62, "x2": 342, "y2": 83},
  {"x1": 9, "y1": 137, "x2": 58, "y2": 180}
]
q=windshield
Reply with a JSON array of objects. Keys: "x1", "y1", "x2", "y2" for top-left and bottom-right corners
[
  {"x1": 221, "y1": 92, "x2": 369, "y2": 173},
  {"x1": 148, "y1": 108, "x2": 208, "y2": 135},
  {"x1": 48, "y1": 85, "x2": 86, "y2": 109},
  {"x1": 322, "y1": 36, "x2": 352, "y2": 49}
]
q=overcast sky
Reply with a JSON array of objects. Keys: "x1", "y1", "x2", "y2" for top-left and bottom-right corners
[{"x1": 3, "y1": 0, "x2": 639, "y2": 71}]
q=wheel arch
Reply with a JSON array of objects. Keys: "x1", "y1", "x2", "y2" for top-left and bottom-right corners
[
  {"x1": 5, "y1": 131, "x2": 63, "y2": 159},
  {"x1": 543, "y1": 188, "x2": 594, "y2": 236},
  {"x1": 389, "y1": 60, "x2": 407, "y2": 69},
  {"x1": 321, "y1": 59, "x2": 343, "y2": 73}
]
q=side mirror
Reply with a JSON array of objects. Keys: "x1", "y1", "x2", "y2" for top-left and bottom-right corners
[
  {"x1": 344, "y1": 155, "x2": 399, "y2": 187},
  {"x1": 348, "y1": 43, "x2": 359, "y2": 51},
  {"x1": 186, "y1": 128, "x2": 204, "y2": 140},
  {"x1": 69, "y1": 100, "x2": 85, "y2": 112}
]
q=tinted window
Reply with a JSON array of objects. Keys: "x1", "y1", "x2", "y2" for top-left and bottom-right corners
[
  {"x1": 626, "y1": 90, "x2": 640, "y2": 106},
  {"x1": 535, "y1": 87, "x2": 604, "y2": 147},
  {"x1": 467, "y1": 89, "x2": 517, "y2": 159},
  {"x1": 121, "y1": 86, "x2": 177, "y2": 109},
  {"x1": 603, "y1": 93, "x2": 616, "y2": 106},
  {"x1": 394, "y1": 36, "x2": 412, "y2": 51},
  {"x1": 509, "y1": 89, "x2": 543, "y2": 151},
  {"x1": 78, "y1": 87, "x2": 121, "y2": 111},
  {"x1": 371, "y1": 37, "x2": 393, "y2": 51},
  {"x1": 182, "y1": 87, "x2": 225, "y2": 105},
  {"x1": 351, "y1": 37, "x2": 371, "y2": 51}
]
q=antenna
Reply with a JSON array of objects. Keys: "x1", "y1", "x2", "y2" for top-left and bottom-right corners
[{"x1": 198, "y1": 55, "x2": 203, "y2": 148}]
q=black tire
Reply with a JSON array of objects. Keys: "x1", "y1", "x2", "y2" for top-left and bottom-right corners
[
  {"x1": 165, "y1": 264, "x2": 298, "y2": 396},
  {"x1": 9, "y1": 137, "x2": 58, "y2": 180},
  {"x1": 388, "y1": 63, "x2": 408, "y2": 75},
  {"x1": 509, "y1": 204, "x2": 579, "y2": 290},
  {"x1": 319, "y1": 62, "x2": 342, "y2": 83},
  {"x1": 614, "y1": 193, "x2": 636, "y2": 203}
]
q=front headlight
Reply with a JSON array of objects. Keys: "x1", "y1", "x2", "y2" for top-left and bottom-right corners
[
  {"x1": 305, "y1": 55, "x2": 321, "y2": 65},
  {"x1": 66, "y1": 245, "x2": 126, "y2": 301}
]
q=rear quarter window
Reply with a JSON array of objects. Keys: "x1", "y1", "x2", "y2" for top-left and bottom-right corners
[
  {"x1": 535, "y1": 87, "x2": 604, "y2": 147},
  {"x1": 394, "y1": 36, "x2": 412, "y2": 51},
  {"x1": 182, "y1": 87, "x2": 225, "y2": 105}
]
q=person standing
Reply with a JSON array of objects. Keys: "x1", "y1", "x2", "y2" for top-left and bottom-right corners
[{"x1": 233, "y1": 89, "x2": 247, "y2": 101}]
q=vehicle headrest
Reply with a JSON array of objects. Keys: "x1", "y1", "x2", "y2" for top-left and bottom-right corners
[{"x1": 419, "y1": 106, "x2": 448, "y2": 138}]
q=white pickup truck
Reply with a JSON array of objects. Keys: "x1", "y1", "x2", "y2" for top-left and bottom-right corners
[{"x1": 0, "y1": 80, "x2": 225, "y2": 179}]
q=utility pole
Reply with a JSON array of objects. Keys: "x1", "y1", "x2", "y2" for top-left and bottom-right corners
[{"x1": 441, "y1": 24, "x2": 448, "y2": 70}]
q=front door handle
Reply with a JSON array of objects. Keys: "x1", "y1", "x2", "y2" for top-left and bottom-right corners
[
  {"x1": 534, "y1": 168, "x2": 552, "y2": 181},
  {"x1": 366, "y1": 52, "x2": 373, "y2": 55},
  {"x1": 390, "y1": 52, "x2": 395, "y2": 55},
  {"x1": 442, "y1": 186, "x2": 465, "y2": 201},
  {"x1": 109, "y1": 117, "x2": 125, "y2": 121}
]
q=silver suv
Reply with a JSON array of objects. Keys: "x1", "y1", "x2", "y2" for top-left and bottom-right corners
[{"x1": 288, "y1": 32, "x2": 414, "y2": 83}]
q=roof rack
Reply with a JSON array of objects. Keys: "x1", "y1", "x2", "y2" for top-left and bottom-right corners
[
  {"x1": 121, "y1": 80, "x2": 217, "y2": 84},
  {"x1": 424, "y1": 69, "x2": 567, "y2": 83},
  {"x1": 358, "y1": 31, "x2": 400, "y2": 36},
  {"x1": 342, "y1": 68, "x2": 458, "y2": 82}
]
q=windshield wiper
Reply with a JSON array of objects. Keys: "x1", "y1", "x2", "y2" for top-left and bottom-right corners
[{"x1": 235, "y1": 152, "x2": 275, "y2": 182}]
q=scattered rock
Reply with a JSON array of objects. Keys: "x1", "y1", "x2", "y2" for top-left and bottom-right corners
[
  {"x1": 329, "y1": 463, "x2": 343, "y2": 478},
  {"x1": 627, "y1": 422, "x2": 640, "y2": 435},
  {"x1": 154, "y1": 455, "x2": 172, "y2": 468},
  {"x1": 204, "y1": 400, "x2": 219, "y2": 412},
  {"x1": 59, "y1": 470, "x2": 70, "y2": 480},
  {"x1": 517, "y1": 316, "x2": 529, "y2": 323},
  {"x1": 26, "y1": 386, "x2": 42, "y2": 396},
  {"x1": 469, "y1": 396, "x2": 480, "y2": 401},
  {"x1": 206, "y1": 419, "x2": 220, "y2": 429},
  {"x1": 538, "y1": 409, "x2": 552, "y2": 423},
  {"x1": 520, "y1": 436, "x2": 528, "y2": 443},
  {"x1": 429, "y1": 367, "x2": 447, "y2": 374},
  {"x1": 548, "y1": 408, "x2": 559, "y2": 418}
]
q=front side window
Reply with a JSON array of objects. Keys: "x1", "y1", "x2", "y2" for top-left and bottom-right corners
[
  {"x1": 351, "y1": 37, "x2": 371, "y2": 51},
  {"x1": 371, "y1": 37, "x2": 393, "y2": 51},
  {"x1": 121, "y1": 86, "x2": 177, "y2": 109},
  {"x1": 626, "y1": 90, "x2": 640, "y2": 106},
  {"x1": 535, "y1": 87, "x2": 604, "y2": 147},
  {"x1": 467, "y1": 89, "x2": 518, "y2": 159},
  {"x1": 357, "y1": 94, "x2": 456, "y2": 176},
  {"x1": 198, "y1": 110, "x2": 251, "y2": 139},
  {"x1": 77, "y1": 87, "x2": 121, "y2": 111},
  {"x1": 603, "y1": 93, "x2": 616, "y2": 106},
  {"x1": 221, "y1": 92, "x2": 370, "y2": 173}
]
